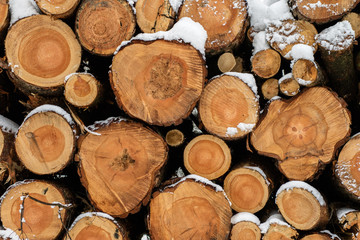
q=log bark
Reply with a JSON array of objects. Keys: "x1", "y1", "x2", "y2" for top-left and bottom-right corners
[
  {"x1": 292, "y1": 59, "x2": 326, "y2": 87},
  {"x1": 15, "y1": 105, "x2": 77, "y2": 175},
  {"x1": 110, "y1": 39, "x2": 206, "y2": 126},
  {"x1": 261, "y1": 78, "x2": 279, "y2": 100},
  {"x1": 261, "y1": 214, "x2": 299, "y2": 240},
  {"x1": 77, "y1": 118, "x2": 168, "y2": 217},
  {"x1": 250, "y1": 87, "x2": 351, "y2": 181},
  {"x1": 0, "y1": 180, "x2": 72, "y2": 240},
  {"x1": 183, "y1": 134, "x2": 231, "y2": 180},
  {"x1": 35, "y1": 0, "x2": 80, "y2": 19},
  {"x1": 135, "y1": 0, "x2": 175, "y2": 33},
  {"x1": 148, "y1": 176, "x2": 232, "y2": 240},
  {"x1": 5, "y1": 15, "x2": 81, "y2": 96},
  {"x1": 177, "y1": 0, "x2": 248, "y2": 55},
  {"x1": 75, "y1": 0, "x2": 136, "y2": 56},
  {"x1": 165, "y1": 129, "x2": 184, "y2": 147},
  {"x1": 0, "y1": 0, "x2": 8, "y2": 40},
  {"x1": 279, "y1": 74, "x2": 300, "y2": 97},
  {"x1": 251, "y1": 49, "x2": 281, "y2": 78},
  {"x1": 199, "y1": 73, "x2": 259, "y2": 140}
]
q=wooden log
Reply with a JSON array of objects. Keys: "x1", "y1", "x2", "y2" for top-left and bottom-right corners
[
  {"x1": 0, "y1": 179, "x2": 73, "y2": 240},
  {"x1": 343, "y1": 13, "x2": 360, "y2": 39},
  {"x1": 260, "y1": 213, "x2": 299, "y2": 240},
  {"x1": 337, "y1": 208, "x2": 360, "y2": 231},
  {"x1": 64, "y1": 73, "x2": 102, "y2": 109},
  {"x1": 183, "y1": 134, "x2": 231, "y2": 180},
  {"x1": 276, "y1": 181, "x2": 330, "y2": 230},
  {"x1": 251, "y1": 49, "x2": 281, "y2": 79},
  {"x1": 15, "y1": 105, "x2": 77, "y2": 175},
  {"x1": 0, "y1": 0, "x2": 9, "y2": 39},
  {"x1": 279, "y1": 73, "x2": 300, "y2": 97},
  {"x1": 230, "y1": 212, "x2": 261, "y2": 240},
  {"x1": 35, "y1": 0, "x2": 80, "y2": 19},
  {"x1": 5, "y1": 15, "x2": 81, "y2": 96},
  {"x1": 77, "y1": 117, "x2": 168, "y2": 217},
  {"x1": 292, "y1": 59, "x2": 326, "y2": 87},
  {"x1": 75, "y1": 0, "x2": 136, "y2": 56},
  {"x1": 135, "y1": 0, "x2": 175, "y2": 33},
  {"x1": 64, "y1": 212, "x2": 129, "y2": 240},
  {"x1": 199, "y1": 73, "x2": 259, "y2": 140},
  {"x1": 218, "y1": 52, "x2": 236, "y2": 73},
  {"x1": 165, "y1": 129, "x2": 184, "y2": 147},
  {"x1": 262, "y1": 78, "x2": 279, "y2": 100},
  {"x1": 177, "y1": 0, "x2": 248, "y2": 55},
  {"x1": 301, "y1": 231, "x2": 341, "y2": 240},
  {"x1": 250, "y1": 87, "x2": 351, "y2": 181},
  {"x1": 148, "y1": 175, "x2": 232, "y2": 240}
]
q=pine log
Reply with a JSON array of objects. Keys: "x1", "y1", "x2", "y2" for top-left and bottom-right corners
[
  {"x1": 0, "y1": 0, "x2": 8, "y2": 39},
  {"x1": 64, "y1": 212, "x2": 129, "y2": 240},
  {"x1": 260, "y1": 214, "x2": 299, "y2": 240},
  {"x1": 0, "y1": 180, "x2": 72, "y2": 240},
  {"x1": 337, "y1": 208, "x2": 360, "y2": 233},
  {"x1": 64, "y1": 73, "x2": 101, "y2": 109},
  {"x1": 15, "y1": 105, "x2": 76, "y2": 175},
  {"x1": 177, "y1": 0, "x2": 247, "y2": 55},
  {"x1": 230, "y1": 212, "x2": 261, "y2": 240},
  {"x1": 276, "y1": 181, "x2": 329, "y2": 230},
  {"x1": 199, "y1": 73, "x2": 259, "y2": 140},
  {"x1": 343, "y1": 13, "x2": 360, "y2": 39},
  {"x1": 110, "y1": 39, "x2": 206, "y2": 126},
  {"x1": 251, "y1": 49, "x2": 281, "y2": 79},
  {"x1": 292, "y1": 59, "x2": 326, "y2": 87},
  {"x1": 266, "y1": 19, "x2": 317, "y2": 60},
  {"x1": 301, "y1": 231, "x2": 341, "y2": 240},
  {"x1": 279, "y1": 73, "x2": 300, "y2": 97},
  {"x1": 262, "y1": 78, "x2": 279, "y2": 100},
  {"x1": 218, "y1": 52, "x2": 236, "y2": 73},
  {"x1": 5, "y1": 15, "x2": 81, "y2": 96},
  {"x1": 75, "y1": 0, "x2": 136, "y2": 56},
  {"x1": 35, "y1": 0, "x2": 80, "y2": 19},
  {"x1": 135, "y1": 0, "x2": 175, "y2": 33},
  {"x1": 250, "y1": 87, "x2": 351, "y2": 181},
  {"x1": 165, "y1": 129, "x2": 184, "y2": 147},
  {"x1": 148, "y1": 175, "x2": 232, "y2": 240},
  {"x1": 183, "y1": 134, "x2": 231, "y2": 180},
  {"x1": 77, "y1": 118, "x2": 168, "y2": 217}
]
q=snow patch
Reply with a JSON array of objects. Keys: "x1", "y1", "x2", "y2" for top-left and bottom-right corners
[
  {"x1": 336, "y1": 207, "x2": 357, "y2": 221},
  {"x1": 175, "y1": 167, "x2": 185, "y2": 178},
  {"x1": 70, "y1": 212, "x2": 118, "y2": 230},
  {"x1": 0, "y1": 228, "x2": 22, "y2": 240},
  {"x1": 126, "y1": 0, "x2": 137, "y2": 14},
  {"x1": 191, "y1": 121, "x2": 203, "y2": 134},
  {"x1": 259, "y1": 213, "x2": 290, "y2": 234},
  {"x1": 141, "y1": 234, "x2": 151, "y2": 240},
  {"x1": 231, "y1": 212, "x2": 260, "y2": 225},
  {"x1": 278, "y1": 73, "x2": 292, "y2": 84},
  {"x1": 320, "y1": 230, "x2": 341, "y2": 240},
  {"x1": 64, "y1": 72, "x2": 95, "y2": 84},
  {"x1": 9, "y1": 0, "x2": 40, "y2": 26},
  {"x1": 237, "y1": 123, "x2": 256, "y2": 132},
  {"x1": 287, "y1": 44, "x2": 315, "y2": 67},
  {"x1": 0, "y1": 115, "x2": 19, "y2": 134},
  {"x1": 226, "y1": 127, "x2": 238, "y2": 136},
  {"x1": 169, "y1": 0, "x2": 183, "y2": 13},
  {"x1": 244, "y1": 166, "x2": 270, "y2": 186},
  {"x1": 0, "y1": 180, "x2": 35, "y2": 204},
  {"x1": 87, "y1": 116, "x2": 128, "y2": 132}
]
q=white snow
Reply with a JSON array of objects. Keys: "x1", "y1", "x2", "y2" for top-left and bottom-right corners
[
  {"x1": 287, "y1": 44, "x2": 315, "y2": 65},
  {"x1": 336, "y1": 207, "x2": 357, "y2": 221},
  {"x1": 64, "y1": 72, "x2": 95, "y2": 84},
  {"x1": 237, "y1": 123, "x2": 256, "y2": 132},
  {"x1": 268, "y1": 96, "x2": 281, "y2": 103},
  {"x1": 278, "y1": 73, "x2": 292, "y2": 84},
  {"x1": 191, "y1": 121, "x2": 203, "y2": 134},
  {"x1": 222, "y1": 72, "x2": 258, "y2": 97},
  {"x1": 191, "y1": 107, "x2": 198, "y2": 117},
  {"x1": 320, "y1": 230, "x2": 340, "y2": 240},
  {"x1": 114, "y1": 17, "x2": 207, "y2": 59},
  {"x1": 141, "y1": 234, "x2": 151, "y2": 240},
  {"x1": 175, "y1": 167, "x2": 185, "y2": 178},
  {"x1": 297, "y1": 78, "x2": 313, "y2": 86},
  {"x1": 252, "y1": 31, "x2": 270, "y2": 56},
  {"x1": 316, "y1": 21, "x2": 355, "y2": 52},
  {"x1": 69, "y1": 212, "x2": 118, "y2": 230},
  {"x1": 276, "y1": 181, "x2": 326, "y2": 206},
  {"x1": 0, "y1": 228, "x2": 23, "y2": 240},
  {"x1": 169, "y1": 0, "x2": 183, "y2": 13},
  {"x1": 0, "y1": 115, "x2": 19, "y2": 134},
  {"x1": 226, "y1": 127, "x2": 238, "y2": 136},
  {"x1": 231, "y1": 212, "x2": 261, "y2": 225},
  {"x1": 0, "y1": 180, "x2": 35, "y2": 203},
  {"x1": 244, "y1": 166, "x2": 270, "y2": 186},
  {"x1": 9, "y1": 0, "x2": 40, "y2": 26},
  {"x1": 126, "y1": 0, "x2": 137, "y2": 14},
  {"x1": 86, "y1": 116, "x2": 128, "y2": 132},
  {"x1": 259, "y1": 213, "x2": 290, "y2": 234}
]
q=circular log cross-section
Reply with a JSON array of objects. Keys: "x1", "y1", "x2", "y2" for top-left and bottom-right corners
[
  {"x1": 35, "y1": 0, "x2": 80, "y2": 19},
  {"x1": 292, "y1": 59, "x2": 325, "y2": 87},
  {"x1": 15, "y1": 109, "x2": 76, "y2": 175},
  {"x1": 0, "y1": 180, "x2": 71, "y2": 240},
  {"x1": 178, "y1": 0, "x2": 247, "y2": 54},
  {"x1": 135, "y1": 0, "x2": 175, "y2": 33},
  {"x1": 262, "y1": 78, "x2": 279, "y2": 100},
  {"x1": 65, "y1": 212, "x2": 128, "y2": 240},
  {"x1": 110, "y1": 39, "x2": 206, "y2": 126},
  {"x1": 76, "y1": 0, "x2": 136, "y2": 56},
  {"x1": 279, "y1": 75, "x2": 300, "y2": 97},
  {"x1": 64, "y1": 73, "x2": 101, "y2": 108},
  {"x1": 149, "y1": 177, "x2": 232, "y2": 240},
  {"x1": 231, "y1": 221, "x2": 261, "y2": 240},
  {"x1": 252, "y1": 49, "x2": 281, "y2": 79},
  {"x1": 199, "y1": 74, "x2": 259, "y2": 140},
  {"x1": 262, "y1": 223, "x2": 298, "y2": 240},
  {"x1": 5, "y1": 15, "x2": 81, "y2": 95},
  {"x1": 184, "y1": 134, "x2": 231, "y2": 180},
  {"x1": 78, "y1": 119, "x2": 168, "y2": 217},
  {"x1": 218, "y1": 52, "x2": 236, "y2": 73},
  {"x1": 165, "y1": 129, "x2": 184, "y2": 147}
]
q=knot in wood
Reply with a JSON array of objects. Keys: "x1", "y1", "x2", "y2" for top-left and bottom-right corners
[{"x1": 112, "y1": 149, "x2": 135, "y2": 171}]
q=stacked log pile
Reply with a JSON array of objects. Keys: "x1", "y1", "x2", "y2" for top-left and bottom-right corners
[{"x1": 0, "y1": 0, "x2": 360, "y2": 239}]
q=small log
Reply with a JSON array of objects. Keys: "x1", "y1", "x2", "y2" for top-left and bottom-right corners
[
  {"x1": 251, "y1": 87, "x2": 351, "y2": 181},
  {"x1": 183, "y1": 134, "x2": 231, "y2": 180},
  {"x1": 64, "y1": 73, "x2": 101, "y2": 109},
  {"x1": 230, "y1": 212, "x2": 261, "y2": 240},
  {"x1": 199, "y1": 73, "x2": 259, "y2": 140},
  {"x1": 262, "y1": 78, "x2": 279, "y2": 100},
  {"x1": 276, "y1": 181, "x2": 329, "y2": 230},
  {"x1": 5, "y1": 15, "x2": 81, "y2": 95},
  {"x1": 260, "y1": 214, "x2": 299, "y2": 240},
  {"x1": 337, "y1": 208, "x2": 360, "y2": 231},
  {"x1": 64, "y1": 212, "x2": 129, "y2": 240},
  {"x1": 252, "y1": 49, "x2": 281, "y2": 79},
  {"x1": 177, "y1": 0, "x2": 248, "y2": 54},
  {"x1": 148, "y1": 175, "x2": 232, "y2": 240},
  {"x1": 0, "y1": 0, "x2": 9, "y2": 39},
  {"x1": 301, "y1": 231, "x2": 341, "y2": 240},
  {"x1": 165, "y1": 129, "x2": 184, "y2": 147},
  {"x1": 135, "y1": 0, "x2": 175, "y2": 33},
  {"x1": 35, "y1": 0, "x2": 80, "y2": 19},
  {"x1": 15, "y1": 105, "x2": 77, "y2": 175},
  {"x1": 77, "y1": 117, "x2": 168, "y2": 217},
  {"x1": 75, "y1": 0, "x2": 136, "y2": 56},
  {"x1": 343, "y1": 13, "x2": 360, "y2": 39},
  {"x1": 279, "y1": 73, "x2": 300, "y2": 97},
  {"x1": 0, "y1": 179, "x2": 72, "y2": 240},
  {"x1": 292, "y1": 59, "x2": 326, "y2": 87},
  {"x1": 218, "y1": 52, "x2": 236, "y2": 73}
]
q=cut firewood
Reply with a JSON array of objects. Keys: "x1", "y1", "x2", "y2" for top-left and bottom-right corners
[
  {"x1": 260, "y1": 213, "x2": 299, "y2": 240},
  {"x1": 290, "y1": 0, "x2": 360, "y2": 24},
  {"x1": 337, "y1": 208, "x2": 360, "y2": 231},
  {"x1": 0, "y1": 0, "x2": 8, "y2": 39},
  {"x1": 316, "y1": 21, "x2": 357, "y2": 104},
  {"x1": 218, "y1": 52, "x2": 236, "y2": 73},
  {"x1": 5, "y1": 15, "x2": 81, "y2": 95},
  {"x1": 64, "y1": 73, "x2": 101, "y2": 108},
  {"x1": 165, "y1": 129, "x2": 184, "y2": 147},
  {"x1": 64, "y1": 212, "x2": 129, "y2": 240},
  {"x1": 75, "y1": 0, "x2": 136, "y2": 56},
  {"x1": 183, "y1": 134, "x2": 231, "y2": 180},
  {"x1": 276, "y1": 181, "x2": 329, "y2": 230},
  {"x1": 301, "y1": 231, "x2": 341, "y2": 240},
  {"x1": 230, "y1": 212, "x2": 261, "y2": 240},
  {"x1": 262, "y1": 78, "x2": 279, "y2": 100},
  {"x1": 177, "y1": 0, "x2": 248, "y2": 54},
  {"x1": 148, "y1": 175, "x2": 232, "y2": 240},
  {"x1": 15, "y1": 105, "x2": 76, "y2": 175},
  {"x1": 343, "y1": 13, "x2": 360, "y2": 39},
  {"x1": 251, "y1": 87, "x2": 351, "y2": 181},
  {"x1": 279, "y1": 73, "x2": 300, "y2": 97},
  {"x1": 199, "y1": 73, "x2": 259, "y2": 140},
  {"x1": 292, "y1": 59, "x2": 326, "y2": 87},
  {"x1": 77, "y1": 117, "x2": 168, "y2": 217},
  {"x1": 0, "y1": 180, "x2": 72, "y2": 240},
  {"x1": 251, "y1": 49, "x2": 281, "y2": 79},
  {"x1": 135, "y1": 0, "x2": 175, "y2": 33},
  {"x1": 35, "y1": 0, "x2": 80, "y2": 19}
]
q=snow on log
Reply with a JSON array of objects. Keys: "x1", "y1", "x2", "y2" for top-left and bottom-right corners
[
  {"x1": 260, "y1": 213, "x2": 298, "y2": 240},
  {"x1": 35, "y1": 0, "x2": 80, "y2": 19},
  {"x1": 230, "y1": 212, "x2": 261, "y2": 240}
]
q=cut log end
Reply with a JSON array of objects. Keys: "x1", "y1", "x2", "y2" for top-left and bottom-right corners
[
  {"x1": 301, "y1": 232, "x2": 340, "y2": 240},
  {"x1": 262, "y1": 223, "x2": 298, "y2": 240},
  {"x1": 279, "y1": 76, "x2": 300, "y2": 97},
  {"x1": 184, "y1": 134, "x2": 231, "y2": 180},
  {"x1": 230, "y1": 221, "x2": 261, "y2": 240},
  {"x1": 252, "y1": 49, "x2": 281, "y2": 78},
  {"x1": 36, "y1": 0, "x2": 80, "y2": 18},
  {"x1": 292, "y1": 59, "x2": 319, "y2": 87},
  {"x1": 218, "y1": 52, "x2": 236, "y2": 73},
  {"x1": 165, "y1": 129, "x2": 184, "y2": 147},
  {"x1": 262, "y1": 78, "x2": 279, "y2": 100}
]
